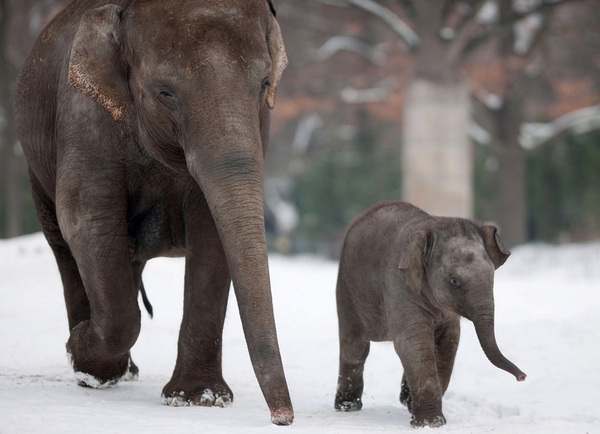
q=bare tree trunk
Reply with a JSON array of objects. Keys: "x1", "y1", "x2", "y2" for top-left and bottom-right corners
[
  {"x1": 400, "y1": 2, "x2": 474, "y2": 218},
  {"x1": 402, "y1": 78, "x2": 473, "y2": 218}
]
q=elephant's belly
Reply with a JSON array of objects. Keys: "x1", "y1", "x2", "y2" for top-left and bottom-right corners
[{"x1": 128, "y1": 203, "x2": 186, "y2": 261}]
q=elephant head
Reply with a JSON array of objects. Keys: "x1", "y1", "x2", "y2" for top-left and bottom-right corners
[
  {"x1": 67, "y1": 0, "x2": 291, "y2": 423},
  {"x1": 398, "y1": 219, "x2": 526, "y2": 382}
]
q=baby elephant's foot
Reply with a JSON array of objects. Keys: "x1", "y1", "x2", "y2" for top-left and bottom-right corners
[
  {"x1": 162, "y1": 377, "x2": 233, "y2": 408},
  {"x1": 410, "y1": 414, "x2": 447, "y2": 428},
  {"x1": 410, "y1": 400, "x2": 446, "y2": 428},
  {"x1": 335, "y1": 392, "x2": 363, "y2": 412}
]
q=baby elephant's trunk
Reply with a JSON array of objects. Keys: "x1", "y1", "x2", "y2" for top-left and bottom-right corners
[{"x1": 473, "y1": 314, "x2": 527, "y2": 382}]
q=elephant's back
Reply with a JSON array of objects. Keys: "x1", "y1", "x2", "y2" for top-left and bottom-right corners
[
  {"x1": 338, "y1": 201, "x2": 429, "y2": 290},
  {"x1": 342, "y1": 201, "x2": 427, "y2": 251},
  {"x1": 14, "y1": 0, "x2": 132, "y2": 196},
  {"x1": 15, "y1": 4, "x2": 82, "y2": 190},
  {"x1": 337, "y1": 203, "x2": 408, "y2": 340}
]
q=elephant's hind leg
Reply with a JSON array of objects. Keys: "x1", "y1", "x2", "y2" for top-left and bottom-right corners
[
  {"x1": 335, "y1": 289, "x2": 370, "y2": 412},
  {"x1": 399, "y1": 373, "x2": 412, "y2": 412},
  {"x1": 335, "y1": 332, "x2": 370, "y2": 412},
  {"x1": 30, "y1": 176, "x2": 91, "y2": 330},
  {"x1": 162, "y1": 195, "x2": 233, "y2": 408}
]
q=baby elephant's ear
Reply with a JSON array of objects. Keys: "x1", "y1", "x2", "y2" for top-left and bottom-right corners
[
  {"x1": 479, "y1": 224, "x2": 511, "y2": 269},
  {"x1": 68, "y1": 5, "x2": 131, "y2": 121},
  {"x1": 398, "y1": 230, "x2": 430, "y2": 294}
]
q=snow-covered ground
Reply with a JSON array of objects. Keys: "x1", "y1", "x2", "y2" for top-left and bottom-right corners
[{"x1": 1, "y1": 233, "x2": 599, "y2": 433}]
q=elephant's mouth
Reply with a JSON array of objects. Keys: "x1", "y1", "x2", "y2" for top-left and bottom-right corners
[{"x1": 460, "y1": 311, "x2": 471, "y2": 321}]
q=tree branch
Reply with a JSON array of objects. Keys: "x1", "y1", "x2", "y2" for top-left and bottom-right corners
[
  {"x1": 341, "y1": 0, "x2": 421, "y2": 49},
  {"x1": 521, "y1": 104, "x2": 600, "y2": 150},
  {"x1": 447, "y1": 0, "x2": 490, "y2": 66},
  {"x1": 461, "y1": 0, "x2": 582, "y2": 61},
  {"x1": 516, "y1": 10, "x2": 552, "y2": 57},
  {"x1": 317, "y1": 36, "x2": 386, "y2": 65}
]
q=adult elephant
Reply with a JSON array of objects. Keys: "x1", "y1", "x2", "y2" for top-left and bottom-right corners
[{"x1": 14, "y1": 0, "x2": 293, "y2": 425}]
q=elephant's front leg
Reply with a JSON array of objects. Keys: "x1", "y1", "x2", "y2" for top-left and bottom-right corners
[
  {"x1": 393, "y1": 318, "x2": 446, "y2": 428},
  {"x1": 58, "y1": 188, "x2": 141, "y2": 387},
  {"x1": 435, "y1": 317, "x2": 460, "y2": 395},
  {"x1": 162, "y1": 195, "x2": 233, "y2": 408}
]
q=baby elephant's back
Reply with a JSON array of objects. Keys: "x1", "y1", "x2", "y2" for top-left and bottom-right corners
[
  {"x1": 338, "y1": 202, "x2": 424, "y2": 292},
  {"x1": 341, "y1": 201, "x2": 427, "y2": 266}
]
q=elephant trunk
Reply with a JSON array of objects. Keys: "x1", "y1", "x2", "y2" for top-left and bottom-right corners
[
  {"x1": 472, "y1": 310, "x2": 526, "y2": 382},
  {"x1": 185, "y1": 125, "x2": 293, "y2": 425}
]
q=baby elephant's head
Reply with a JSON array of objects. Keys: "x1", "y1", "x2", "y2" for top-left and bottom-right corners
[{"x1": 398, "y1": 219, "x2": 526, "y2": 382}]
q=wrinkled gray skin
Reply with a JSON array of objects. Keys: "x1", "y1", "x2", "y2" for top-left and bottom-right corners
[
  {"x1": 14, "y1": 0, "x2": 293, "y2": 425},
  {"x1": 334, "y1": 202, "x2": 526, "y2": 428}
]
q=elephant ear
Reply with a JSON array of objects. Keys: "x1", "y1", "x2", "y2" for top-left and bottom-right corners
[
  {"x1": 479, "y1": 224, "x2": 511, "y2": 270},
  {"x1": 68, "y1": 5, "x2": 130, "y2": 121},
  {"x1": 266, "y1": 16, "x2": 288, "y2": 109},
  {"x1": 398, "y1": 230, "x2": 432, "y2": 294}
]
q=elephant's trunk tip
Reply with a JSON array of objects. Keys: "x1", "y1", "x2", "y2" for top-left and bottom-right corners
[
  {"x1": 270, "y1": 407, "x2": 294, "y2": 426},
  {"x1": 495, "y1": 360, "x2": 526, "y2": 382}
]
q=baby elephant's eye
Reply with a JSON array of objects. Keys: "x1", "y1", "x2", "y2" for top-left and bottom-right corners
[{"x1": 449, "y1": 278, "x2": 462, "y2": 289}]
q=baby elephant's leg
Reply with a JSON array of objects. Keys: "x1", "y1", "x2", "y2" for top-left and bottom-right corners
[
  {"x1": 435, "y1": 318, "x2": 461, "y2": 395},
  {"x1": 394, "y1": 329, "x2": 446, "y2": 428},
  {"x1": 335, "y1": 334, "x2": 370, "y2": 412},
  {"x1": 398, "y1": 319, "x2": 459, "y2": 426}
]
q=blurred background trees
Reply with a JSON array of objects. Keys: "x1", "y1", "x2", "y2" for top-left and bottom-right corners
[
  {"x1": 270, "y1": 0, "x2": 600, "y2": 252},
  {"x1": 0, "y1": 0, "x2": 66, "y2": 237},
  {"x1": 1, "y1": 0, "x2": 599, "y2": 254}
]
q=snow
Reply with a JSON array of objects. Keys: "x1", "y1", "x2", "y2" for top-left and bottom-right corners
[{"x1": 1, "y1": 233, "x2": 599, "y2": 433}]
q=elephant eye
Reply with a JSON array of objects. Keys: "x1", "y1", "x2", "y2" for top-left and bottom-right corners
[
  {"x1": 156, "y1": 88, "x2": 180, "y2": 109},
  {"x1": 159, "y1": 89, "x2": 174, "y2": 99},
  {"x1": 449, "y1": 278, "x2": 462, "y2": 289},
  {"x1": 156, "y1": 86, "x2": 178, "y2": 103}
]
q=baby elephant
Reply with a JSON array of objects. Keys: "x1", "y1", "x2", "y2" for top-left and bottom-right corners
[{"x1": 334, "y1": 201, "x2": 526, "y2": 428}]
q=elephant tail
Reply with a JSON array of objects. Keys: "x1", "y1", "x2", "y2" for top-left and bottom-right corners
[{"x1": 139, "y1": 281, "x2": 154, "y2": 319}]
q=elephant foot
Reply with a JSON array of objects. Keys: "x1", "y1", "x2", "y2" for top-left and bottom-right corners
[
  {"x1": 334, "y1": 392, "x2": 363, "y2": 412},
  {"x1": 399, "y1": 378, "x2": 413, "y2": 412},
  {"x1": 410, "y1": 398, "x2": 446, "y2": 428},
  {"x1": 270, "y1": 407, "x2": 294, "y2": 426},
  {"x1": 162, "y1": 377, "x2": 233, "y2": 408},
  {"x1": 162, "y1": 389, "x2": 232, "y2": 408},
  {"x1": 68, "y1": 351, "x2": 136, "y2": 388},
  {"x1": 122, "y1": 358, "x2": 140, "y2": 381},
  {"x1": 66, "y1": 320, "x2": 138, "y2": 388},
  {"x1": 410, "y1": 414, "x2": 447, "y2": 428}
]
